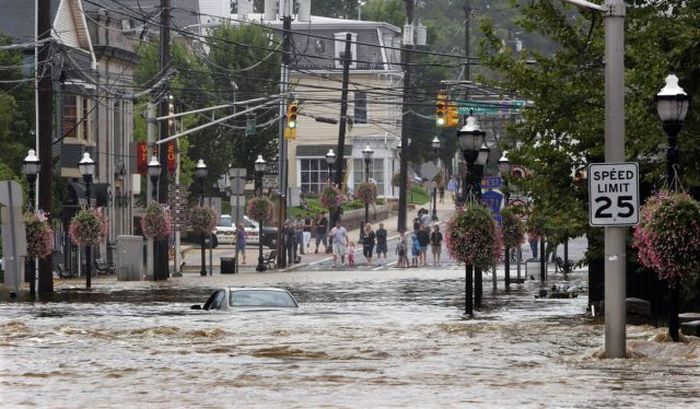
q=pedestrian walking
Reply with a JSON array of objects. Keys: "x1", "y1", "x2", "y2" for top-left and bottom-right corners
[
  {"x1": 330, "y1": 220, "x2": 348, "y2": 267},
  {"x1": 417, "y1": 226, "x2": 430, "y2": 266},
  {"x1": 362, "y1": 223, "x2": 376, "y2": 266},
  {"x1": 430, "y1": 224, "x2": 443, "y2": 266},
  {"x1": 235, "y1": 223, "x2": 247, "y2": 264},
  {"x1": 439, "y1": 185, "x2": 445, "y2": 204},
  {"x1": 375, "y1": 223, "x2": 388, "y2": 263},
  {"x1": 396, "y1": 231, "x2": 409, "y2": 268},
  {"x1": 315, "y1": 212, "x2": 328, "y2": 253}
]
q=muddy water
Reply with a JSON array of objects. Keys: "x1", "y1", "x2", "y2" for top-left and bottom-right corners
[{"x1": 1, "y1": 268, "x2": 699, "y2": 408}]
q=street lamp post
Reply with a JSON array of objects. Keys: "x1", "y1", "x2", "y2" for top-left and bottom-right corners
[
  {"x1": 457, "y1": 116, "x2": 485, "y2": 316},
  {"x1": 655, "y1": 74, "x2": 690, "y2": 342},
  {"x1": 22, "y1": 149, "x2": 41, "y2": 297},
  {"x1": 147, "y1": 156, "x2": 161, "y2": 280},
  {"x1": 498, "y1": 151, "x2": 512, "y2": 291},
  {"x1": 474, "y1": 142, "x2": 490, "y2": 306},
  {"x1": 78, "y1": 152, "x2": 95, "y2": 289},
  {"x1": 362, "y1": 144, "x2": 374, "y2": 233},
  {"x1": 194, "y1": 159, "x2": 208, "y2": 276},
  {"x1": 255, "y1": 155, "x2": 267, "y2": 272},
  {"x1": 431, "y1": 136, "x2": 441, "y2": 221},
  {"x1": 325, "y1": 148, "x2": 336, "y2": 183}
]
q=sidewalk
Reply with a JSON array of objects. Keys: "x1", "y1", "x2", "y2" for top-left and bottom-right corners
[
  {"x1": 279, "y1": 196, "x2": 457, "y2": 272},
  {"x1": 180, "y1": 196, "x2": 457, "y2": 275}
]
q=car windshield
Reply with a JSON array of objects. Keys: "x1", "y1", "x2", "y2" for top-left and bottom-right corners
[{"x1": 229, "y1": 290, "x2": 297, "y2": 308}]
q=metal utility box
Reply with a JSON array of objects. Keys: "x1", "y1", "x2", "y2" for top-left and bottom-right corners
[{"x1": 117, "y1": 235, "x2": 144, "y2": 281}]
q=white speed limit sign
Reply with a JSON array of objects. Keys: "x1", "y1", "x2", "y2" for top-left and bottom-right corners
[{"x1": 588, "y1": 162, "x2": 640, "y2": 226}]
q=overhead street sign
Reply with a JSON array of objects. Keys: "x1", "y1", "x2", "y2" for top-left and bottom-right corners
[
  {"x1": 588, "y1": 162, "x2": 640, "y2": 227},
  {"x1": 457, "y1": 99, "x2": 526, "y2": 116}
]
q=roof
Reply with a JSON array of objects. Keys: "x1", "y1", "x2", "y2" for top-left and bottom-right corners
[
  {"x1": 231, "y1": 13, "x2": 400, "y2": 33},
  {"x1": 83, "y1": 0, "x2": 201, "y2": 32},
  {"x1": 0, "y1": 0, "x2": 59, "y2": 42}
]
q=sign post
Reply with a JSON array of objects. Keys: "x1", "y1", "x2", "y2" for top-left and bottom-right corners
[{"x1": 588, "y1": 162, "x2": 639, "y2": 226}]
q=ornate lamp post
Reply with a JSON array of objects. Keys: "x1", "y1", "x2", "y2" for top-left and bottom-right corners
[
  {"x1": 325, "y1": 148, "x2": 336, "y2": 184},
  {"x1": 457, "y1": 116, "x2": 485, "y2": 315},
  {"x1": 22, "y1": 149, "x2": 41, "y2": 297},
  {"x1": 194, "y1": 159, "x2": 208, "y2": 276},
  {"x1": 498, "y1": 151, "x2": 512, "y2": 290},
  {"x1": 362, "y1": 143, "x2": 374, "y2": 232},
  {"x1": 148, "y1": 156, "x2": 161, "y2": 201},
  {"x1": 655, "y1": 74, "x2": 690, "y2": 342},
  {"x1": 474, "y1": 141, "x2": 490, "y2": 305},
  {"x1": 431, "y1": 136, "x2": 441, "y2": 220},
  {"x1": 78, "y1": 152, "x2": 95, "y2": 289},
  {"x1": 255, "y1": 155, "x2": 267, "y2": 272}
]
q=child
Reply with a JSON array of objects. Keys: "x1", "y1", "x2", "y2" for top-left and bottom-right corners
[
  {"x1": 396, "y1": 232, "x2": 408, "y2": 268},
  {"x1": 411, "y1": 231, "x2": 420, "y2": 267},
  {"x1": 347, "y1": 241, "x2": 356, "y2": 266}
]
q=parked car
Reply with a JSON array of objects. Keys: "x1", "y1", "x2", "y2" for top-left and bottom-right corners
[
  {"x1": 215, "y1": 215, "x2": 277, "y2": 249},
  {"x1": 191, "y1": 287, "x2": 299, "y2": 311}
]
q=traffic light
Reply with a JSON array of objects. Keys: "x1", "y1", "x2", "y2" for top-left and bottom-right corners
[
  {"x1": 447, "y1": 102, "x2": 460, "y2": 128},
  {"x1": 168, "y1": 95, "x2": 176, "y2": 133},
  {"x1": 287, "y1": 100, "x2": 298, "y2": 129},
  {"x1": 436, "y1": 91, "x2": 447, "y2": 127}
]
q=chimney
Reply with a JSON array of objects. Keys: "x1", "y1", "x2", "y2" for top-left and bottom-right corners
[
  {"x1": 298, "y1": 0, "x2": 311, "y2": 22},
  {"x1": 264, "y1": 0, "x2": 277, "y2": 21}
]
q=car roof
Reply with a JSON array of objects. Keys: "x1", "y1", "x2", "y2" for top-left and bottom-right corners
[{"x1": 227, "y1": 287, "x2": 290, "y2": 293}]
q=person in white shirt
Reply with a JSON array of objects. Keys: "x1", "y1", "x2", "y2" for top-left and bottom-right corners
[{"x1": 330, "y1": 220, "x2": 348, "y2": 267}]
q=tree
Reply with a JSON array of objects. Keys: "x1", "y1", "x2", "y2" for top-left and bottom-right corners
[{"x1": 477, "y1": 0, "x2": 700, "y2": 307}]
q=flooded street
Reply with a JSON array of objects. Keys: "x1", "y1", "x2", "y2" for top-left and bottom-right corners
[{"x1": 1, "y1": 267, "x2": 699, "y2": 408}]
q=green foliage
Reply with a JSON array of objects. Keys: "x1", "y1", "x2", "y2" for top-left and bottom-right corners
[{"x1": 478, "y1": 1, "x2": 700, "y2": 264}]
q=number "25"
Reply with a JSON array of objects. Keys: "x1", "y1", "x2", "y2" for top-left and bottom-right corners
[{"x1": 594, "y1": 196, "x2": 634, "y2": 219}]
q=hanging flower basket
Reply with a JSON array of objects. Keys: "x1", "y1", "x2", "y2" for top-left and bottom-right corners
[
  {"x1": 632, "y1": 191, "x2": 700, "y2": 285},
  {"x1": 501, "y1": 206, "x2": 525, "y2": 249},
  {"x1": 247, "y1": 197, "x2": 274, "y2": 223},
  {"x1": 355, "y1": 181, "x2": 376, "y2": 205},
  {"x1": 69, "y1": 208, "x2": 107, "y2": 246},
  {"x1": 189, "y1": 206, "x2": 217, "y2": 236},
  {"x1": 320, "y1": 185, "x2": 343, "y2": 210},
  {"x1": 141, "y1": 201, "x2": 172, "y2": 240},
  {"x1": 445, "y1": 203, "x2": 502, "y2": 269},
  {"x1": 25, "y1": 212, "x2": 54, "y2": 259}
]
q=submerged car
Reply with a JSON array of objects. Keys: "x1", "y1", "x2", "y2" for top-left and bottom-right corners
[{"x1": 191, "y1": 287, "x2": 299, "y2": 311}]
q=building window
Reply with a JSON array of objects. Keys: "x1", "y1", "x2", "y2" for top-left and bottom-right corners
[
  {"x1": 334, "y1": 32, "x2": 357, "y2": 69},
  {"x1": 300, "y1": 158, "x2": 332, "y2": 194},
  {"x1": 354, "y1": 91, "x2": 367, "y2": 124},
  {"x1": 353, "y1": 158, "x2": 384, "y2": 195},
  {"x1": 62, "y1": 95, "x2": 77, "y2": 138}
]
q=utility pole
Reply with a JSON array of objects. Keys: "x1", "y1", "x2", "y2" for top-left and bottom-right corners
[
  {"x1": 156, "y1": 0, "x2": 171, "y2": 280},
  {"x1": 330, "y1": 34, "x2": 352, "y2": 230},
  {"x1": 37, "y1": 0, "x2": 53, "y2": 294},
  {"x1": 398, "y1": 0, "x2": 414, "y2": 233},
  {"x1": 277, "y1": 6, "x2": 292, "y2": 268},
  {"x1": 464, "y1": 0, "x2": 471, "y2": 82}
]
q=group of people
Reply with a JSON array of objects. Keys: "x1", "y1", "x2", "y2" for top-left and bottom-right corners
[
  {"x1": 328, "y1": 221, "x2": 389, "y2": 268},
  {"x1": 395, "y1": 224, "x2": 443, "y2": 268},
  {"x1": 281, "y1": 212, "x2": 331, "y2": 264}
]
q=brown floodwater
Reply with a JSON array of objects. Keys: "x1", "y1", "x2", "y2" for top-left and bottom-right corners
[{"x1": 1, "y1": 267, "x2": 698, "y2": 408}]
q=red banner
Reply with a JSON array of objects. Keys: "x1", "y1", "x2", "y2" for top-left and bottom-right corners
[
  {"x1": 167, "y1": 142, "x2": 177, "y2": 173},
  {"x1": 137, "y1": 141, "x2": 148, "y2": 175}
]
